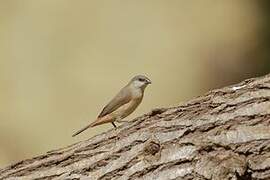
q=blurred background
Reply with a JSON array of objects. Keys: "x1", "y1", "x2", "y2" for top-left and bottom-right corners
[{"x1": 0, "y1": 0, "x2": 269, "y2": 167}]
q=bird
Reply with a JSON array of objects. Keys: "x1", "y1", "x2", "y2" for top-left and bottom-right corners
[{"x1": 72, "y1": 75, "x2": 151, "y2": 137}]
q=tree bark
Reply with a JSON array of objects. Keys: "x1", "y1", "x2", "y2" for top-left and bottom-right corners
[{"x1": 1, "y1": 74, "x2": 270, "y2": 180}]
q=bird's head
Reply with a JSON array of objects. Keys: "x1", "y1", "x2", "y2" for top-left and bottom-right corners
[{"x1": 129, "y1": 75, "x2": 152, "y2": 90}]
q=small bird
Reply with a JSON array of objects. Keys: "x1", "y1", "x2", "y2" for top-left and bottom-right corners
[{"x1": 72, "y1": 75, "x2": 151, "y2": 137}]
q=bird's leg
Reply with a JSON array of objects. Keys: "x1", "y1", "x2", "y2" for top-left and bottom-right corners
[{"x1": 111, "y1": 122, "x2": 117, "y2": 128}]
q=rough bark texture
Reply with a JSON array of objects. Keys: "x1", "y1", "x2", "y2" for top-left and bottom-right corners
[{"x1": 1, "y1": 74, "x2": 270, "y2": 180}]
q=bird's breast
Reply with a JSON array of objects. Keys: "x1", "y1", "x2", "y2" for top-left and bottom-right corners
[{"x1": 130, "y1": 87, "x2": 143, "y2": 99}]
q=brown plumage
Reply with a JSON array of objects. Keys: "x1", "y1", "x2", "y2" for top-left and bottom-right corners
[{"x1": 72, "y1": 75, "x2": 151, "y2": 137}]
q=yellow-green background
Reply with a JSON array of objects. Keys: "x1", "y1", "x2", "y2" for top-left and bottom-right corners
[{"x1": 0, "y1": 1, "x2": 269, "y2": 167}]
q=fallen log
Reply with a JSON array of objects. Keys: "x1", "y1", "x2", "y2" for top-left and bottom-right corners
[{"x1": 1, "y1": 74, "x2": 270, "y2": 180}]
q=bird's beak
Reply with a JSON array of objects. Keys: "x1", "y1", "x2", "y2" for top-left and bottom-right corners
[{"x1": 146, "y1": 79, "x2": 152, "y2": 84}]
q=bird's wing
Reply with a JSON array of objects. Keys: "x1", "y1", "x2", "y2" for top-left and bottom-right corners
[{"x1": 98, "y1": 86, "x2": 132, "y2": 118}]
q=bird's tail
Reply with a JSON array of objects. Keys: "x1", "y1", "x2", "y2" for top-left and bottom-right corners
[
  {"x1": 72, "y1": 116, "x2": 113, "y2": 137},
  {"x1": 72, "y1": 123, "x2": 94, "y2": 137}
]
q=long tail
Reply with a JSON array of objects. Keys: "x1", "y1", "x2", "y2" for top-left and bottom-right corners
[
  {"x1": 72, "y1": 116, "x2": 114, "y2": 137},
  {"x1": 72, "y1": 123, "x2": 93, "y2": 137}
]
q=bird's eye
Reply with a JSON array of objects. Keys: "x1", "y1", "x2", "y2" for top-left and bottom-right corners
[{"x1": 138, "y1": 78, "x2": 144, "y2": 82}]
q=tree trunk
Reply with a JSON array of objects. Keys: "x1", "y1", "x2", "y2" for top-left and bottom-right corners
[{"x1": 1, "y1": 74, "x2": 270, "y2": 180}]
